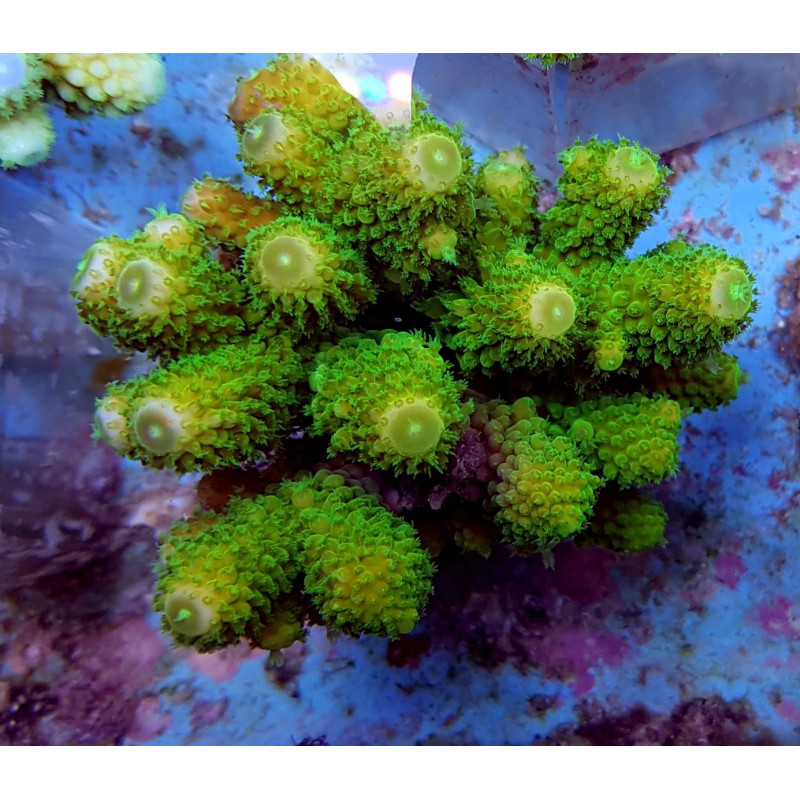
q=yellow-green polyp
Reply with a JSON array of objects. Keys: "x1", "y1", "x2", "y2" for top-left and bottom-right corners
[
  {"x1": 528, "y1": 286, "x2": 576, "y2": 339},
  {"x1": 256, "y1": 235, "x2": 319, "y2": 289},
  {"x1": 133, "y1": 398, "x2": 184, "y2": 454},
  {"x1": 241, "y1": 112, "x2": 290, "y2": 165},
  {"x1": 116, "y1": 258, "x2": 169, "y2": 315},
  {"x1": 708, "y1": 267, "x2": 753, "y2": 321},
  {"x1": 164, "y1": 587, "x2": 215, "y2": 637},
  {"x1": 407, "y1": 134, "x2": 462, "y2": 193},
  {"x1": 605, "y1": 146, "x2": 659, "y2": 192},
  {"x1": 382, "y1": 401, "x2": 444, "y2": 456}
]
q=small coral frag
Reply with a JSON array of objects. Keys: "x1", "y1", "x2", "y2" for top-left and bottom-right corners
[{"x1": 73, "y1": 53, "x2": 757, "y2": 653}]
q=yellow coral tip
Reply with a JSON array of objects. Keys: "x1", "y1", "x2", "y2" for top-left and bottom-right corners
[
  {"x1": 528, "y1": 286, "x2": 576, "y2": 339},
  {"x1": 605, "y1": 146, "x2": 659, "y2": 192},
  {"x1": 382, "y1": 400, "x2": 444, "y2": 456},
  {"x1": 407, "y1": 134, "x2": 462, "y2": 193},
  {"x1": 255, "y1": 235, "x2": 320, "y2": 289},
  {"x1": 133, "y1": 398, "x2": 185, "y2": 455},
  {"x1": 116, "y1": 258, "x2": 170, "y2": 316},
  {"x1": 708, "y1": 266, "x2": 753, "y2": 321},
  {"x1": 240, "y1": 112, "x2": 290, "y2": 165},
  {"x1": 165, "y1": 588, "x2": 215, "y2": 637}
]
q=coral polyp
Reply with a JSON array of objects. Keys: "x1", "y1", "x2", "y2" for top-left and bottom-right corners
[
  {"x1": 73, "y1": 53, "x2": 756, "y2": 655},
  {"x1": 0, "y1": 53, "x2": 165, "y2": 170},
  {"x1": 41, "y1": 53, "x2": 165, "y2": 117},
  {"x1": 309, "y1": 331, "x2": 471, "y2": 474},
  {"x1": 243, "y1": 217, "x2": 375, "y2": 333}
]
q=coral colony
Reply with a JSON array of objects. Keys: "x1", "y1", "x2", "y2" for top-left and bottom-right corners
[
  {"x1": 71, "y1": 54, "x2": 756, "y2": 654},
  {"x1": 0, "y1": 53, "x2": 165, "y2": 169}
]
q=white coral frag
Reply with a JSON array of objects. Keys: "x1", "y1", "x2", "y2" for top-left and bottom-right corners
[
  {"x1": 0, "y1": 53, "x2": 44, "y2": 118},
  {"x1": 42, "y1": 53, "x2": 166, "y2": 116},
  {"x1": 0, "y1": 103, "x2": 54, "y2": 168}
]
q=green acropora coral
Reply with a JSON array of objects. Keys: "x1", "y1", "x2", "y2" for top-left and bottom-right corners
[
  {"x1": 594, "y1": 242, "x2": 754, "y2": 370},
  {"x1": 309, "y1": 330, "x2": 472, "y2": 474},
  {"x1": 536, "y1": 137, "x2": 671, "y2": 269},
  {"x1": 440, "y1": 219, "x2": 755, "y2": 379},
  {"x1": 0, "y1": 103, "x2": 54, "y2": 169},
  {"x1": 94, "y1": 336, "x2": 303, "y2": 473},
  {"x1": 493, "y1": 421, "x2": 602, "y2": 548},
  {"x1": 470, "y1": 397, "x2": 599, "y2": 548},
  {"x1": 294, "y1": 472, "x2": 434, "y2": 639},
  {"x1": 474, "y1": 147, "x2": 539, "y2": 254},
  {"x1": 74, "y1": 53, "x2": 758, "y2": 652},
  {"x1": 548, "y1": 394, "x2": 683, "y2": 486},
  {"x1": 586, "y1": 488, "x2": 668, "y2": 553},
  {"x1": 232, "y1": 69, "x2": 476, "y2": 292},
  {"x1": 646, "y1": 351, "x2": 744, "y2": 412},
  {"x1": 155, "y1": 470, "x2": 434, "y2": 650},
  {"x1": 243, "y1": 215, "x2": 375, "y2": 335},
  {"x1": 72, "y1": 213, "x2": 249, "y2": 360},
  {"x1": 333, "y1": 105, "x2": 477, "y2": 288},
  {"x1": 154, "y1": 492, "x2": 302, "y2": 651},
  {"x1": 436, "y1": 249, "x2": 581, "y2": 374},
  {"x1": 0, "y1": 54, "x2": 51, "y2": 169}
]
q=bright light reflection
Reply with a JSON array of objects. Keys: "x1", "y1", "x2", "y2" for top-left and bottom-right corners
[{"x1": 388, "y1": 71, "x2": 412, "y2": 102}]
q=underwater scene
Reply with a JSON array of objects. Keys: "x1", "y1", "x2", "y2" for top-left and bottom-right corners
[{"x1": 1, "y1": 52, "x2": 800, "y2": 746}]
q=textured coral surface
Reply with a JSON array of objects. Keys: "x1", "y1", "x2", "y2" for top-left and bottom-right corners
[{"x1": 2, "y1": 54, "x2": 800, "y2": 745}]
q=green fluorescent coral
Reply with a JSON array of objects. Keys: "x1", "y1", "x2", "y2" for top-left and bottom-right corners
[
  {"x1": 73, "y1": 214, "x2": 250, "y2": 361},
  {"x1": 243, "y1": 215, "x2": 375, "y2": 334},
  {"x1": 74, "y1": 53, "x2": 757, "y2": 653},
  {"x1": 94, "y1": 337, "x2": 303, "y2": 473},
  {"x1": 646, "y1": 351, "x2": 744, "y2": 412},
  {"x1": 155, "y1": 470, "x2": 435, "y2": 650},
  {"x1": 436, "y1": 250, "x2": 581, "y2": 375},
  {"x1": 309, "y1": 330, "x2": 472, "y2": 474},
  {"x1": 295, "y1": 474, "x2": 435, "y2": 639},
  {"x1": 536, "y1": 137, "x2": 671, "y2": 269},
  {"x1": 552, "y1": 394, "x2": 683, "y2": 486},
  {"x1": 154, "y1": 492, "x2": 302, "y2": 652},
  {"x1": 474, "y1": 148, "x2": 539, "y2": 253},
  {"x1": 587, "y1": 488, "x2": 668, "y2": 553}
]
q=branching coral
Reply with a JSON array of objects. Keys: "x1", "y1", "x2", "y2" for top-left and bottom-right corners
[
  {"x1": 155, "y1": 471, "x2": 435, "y2": 650},
  {"x1": 74, "y1": 53, "x2": 757, "y2": 653},
  {"x1": 309, "y1": 330, "x2": 472, "y2": 474},
  {"x1": 0, "y1": 53, "x2": 165, "y2": 170},
  {"x1": 41, "y1": 53, "x2": 165, "y2": 117},
  {"x1": 95, "y1": 337, "x2": 303, "y2": 472},
  {"x1": 73, "y1": 216, "x2": 249, "y2": 361}
]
